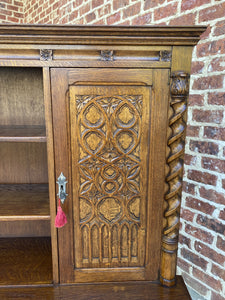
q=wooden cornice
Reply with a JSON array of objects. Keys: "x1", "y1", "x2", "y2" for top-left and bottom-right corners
[{"x1": 0, "y1": 25, "x2": 206, "y2": 46}]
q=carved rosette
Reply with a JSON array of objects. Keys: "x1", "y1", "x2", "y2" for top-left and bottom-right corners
[
  {"x1": 160, "y1": 71, "x2": 190, "y2": 287},
  {"x1": 100, "y1": 50, "x2": 114, "y2": 61},
  {"x1": 40, "y1": 49, "x2": 53, "y2": 61}
]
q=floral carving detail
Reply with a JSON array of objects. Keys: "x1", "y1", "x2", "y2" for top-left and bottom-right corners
[
  {"x1": 40, "y1": 49, "x2": 52, "y2": 61},
  {"x1": 100, "y1": 50, "x2": 114, "y2": 61},
  {"x1": 160, "y1": 50, "x2": 172, "y2": 62}
]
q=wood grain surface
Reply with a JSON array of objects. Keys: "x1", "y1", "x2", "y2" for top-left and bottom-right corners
[
  {"x1": 0, "y1": 237, "x2": 52, "y2": 285},
  {"x1": 0, "y1": 276, "x2": 190, "y2": 300}
]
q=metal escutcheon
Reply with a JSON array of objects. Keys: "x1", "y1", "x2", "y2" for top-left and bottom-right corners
[{"x1": 57, "y1": 172, "x2": 68, "y2": 204}]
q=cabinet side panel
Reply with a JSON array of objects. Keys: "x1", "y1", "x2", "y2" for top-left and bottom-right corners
[{"x1": 145, "y1": 69, "x2": 170, "y2": 279}]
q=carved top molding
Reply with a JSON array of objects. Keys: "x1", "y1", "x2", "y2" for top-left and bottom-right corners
[{"x1": 0, "y1": 25, "x2": 206, "y2": 45}]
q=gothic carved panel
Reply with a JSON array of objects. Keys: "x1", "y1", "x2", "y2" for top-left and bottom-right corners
[{"x1": 70, "y1": 87, "x2": 149, "y2": 269}]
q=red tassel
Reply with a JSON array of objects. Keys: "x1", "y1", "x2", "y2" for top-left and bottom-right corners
[{"x1": 55, "y1": 199, "x2": 67, "y2": 228}]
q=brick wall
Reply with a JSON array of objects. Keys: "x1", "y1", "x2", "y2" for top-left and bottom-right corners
[
  {"x1": 1, "y1": 0, "x2": 225, "y2": 299},
  {"x1": 0, "y1": 0, "x2": 23, "y2": 23}
]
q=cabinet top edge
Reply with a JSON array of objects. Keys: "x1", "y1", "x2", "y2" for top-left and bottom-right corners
[{"x1": 0, "y1": 25, "x2": 207, "y2": 46}]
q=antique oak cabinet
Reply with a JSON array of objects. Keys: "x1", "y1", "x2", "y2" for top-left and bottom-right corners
[{"x1": 0, "y1": 25, "x2": 205, "y2": 299}]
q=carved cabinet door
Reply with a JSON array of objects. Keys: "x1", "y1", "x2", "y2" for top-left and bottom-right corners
[{"x1": 51, "y1": 68, "x2": 169, "y2": 283}]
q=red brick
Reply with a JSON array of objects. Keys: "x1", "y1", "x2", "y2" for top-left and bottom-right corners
[
  {"x1": 191, "y1": 61, "x2": 205, "y2": 75},
  {"x1": 200, "y1": 25, "x2": 211, "y2": 40},
  {"x1": 187, "y1": 170, "x2": 217, "y2": 186},
  {"x1": 197, "y1": 215, "x2": 225, "y2": 235},
  {"x1": 184, "y1": 154, "x2": 196, "y2": 166},
  {"x1": 69, "y1": 10, "x2": 78, "y2": 22},
  {"x1": 7, "y1": 16, "x2": 19, "y2": 22},
  {"x1": 107, "y1": 12, "x2": 120, "y2": 24},
  {"x1": 192, "y1": 75, "x2": 224, "y2": 90},
  {"x1": 132, "y1": 13, "x2": 151, "y2": 25},
  {"x1": 192, "y1": 109, "x2": 223, "y2": 124},
  {"x1": 185, "y1": 196, "x2": 215, "y2": 215},
  {"x1": 181, "y1": 0, "x2": 210, "y2": 11},
  {"x1": 123, "y1": 2, "x2": 141, "y2": 18},
  {"x1": 44, "y1": 16, "x2": 50, "y2": 23},
  {"x1": 204, "y1": 126, "x2": 225, "y2": 141},
  {"x1": 177, "y1": 257, "x2": 191, "y2": 273},
  {"x1": 199, "y1": 187, "x2": 225, "y2": 205},
  {"x1": 182, "y1": 273, "x2": 208, "y2": 296},
  {"x1": 181, "y1": 248, "x2": 208, "y2": 270},
  {"x1": 186, "y1": 125, "x2": 200, "y2": 137},
  {"x1": 214, "y1": 20, "x2": 225, "y2": 36},
  {"x1": 222, "y1": 179, "x2": 225, "y2": 189},
  {"x1": 208, "y1": 92, "x2": 225, "y2": 106},
  {"x1": 14, "y1": 1, "x2": 23, "y2": 7},
  {"x1": 53, "y1": 2, "x2": 58, "y2": 10},
  {"x1": 0, "y1": 3, "x2": 6, "y2": 8},
  {"x1": 92, "y1": 0, "x2": 104, "y2": 9},
  {"x1": 188, "y1": 94, "x2": 204, "y2": 106},
  {"x1": 211, "y1": 264, "x2": 225, "y2": 282},
  {"x1": 211, "y1": 292, "x2": 225, "y2": 300},
  {"x1": 197, "y1": 40, "x2": 225, "y2": 57},
  {"x1": 7, "y1": 4, "x2": 18, "y2": 11},
  {"x1": 192, "y1": 267, "x2": 223, "y2": 292},
  {"x1": 86, "y1": 11, "x2": 96, "y2": 22},
  {"x1": 0, "y1": 14, "x2": 6, "y2": 20},
  {"x1": 0, "y1": 0, "x2": 12, "y2": 3},
  {"x1": 202, "y1": 157, "x2": 225, "y2": 173},
  {"x1": 154, "y1": 3, "x2": 178, "y2": 21},
  {"x1": 179, "y1": 233, "x2": 191, "y2": 248},
  {"x1": 98, "y1": 4, "x2": 111, "y2": 18},
  {"x1": 34, "y1": 15, "x2": 39, "y2": 23},
  {"x1": 216, "y1": 236, "x2": 225, "y2": 252},
  {"x1": 208, "y1": 57, "x2": 225, "y2": 72},
  {"x1": 144, "y1": 0, "x2": 165, "y2": 10},
  {"x1": 190, "y1": 140, "x2": 219, "y2": 155},
  {"x1": 13, "y1": 12, "x2": 23, "y2": 18},
  {"x1": 79, "y1": 3, "x2": 90, "y2": 15},
  {"x1": 92, "y1": 19, "x2": 105, "y2": 25},
  {"x1": 199, "y1": 2, "x2": 225, "y2": 22},
  {"x1": 219, "y1": 208, "x2": 225, "y2": 220},
  {"x1": 195, "y1": 240, "x2": 225, "y2": 266},
  {"x1": 113, "y1": 0, "x2": 129, "y2": 11},
  {"x1": 182, "y1": 181, "x2": 195, "y2": 195},
  {"x1": 0, "y1": 8, "x2": 12, "y2": 15},
  {"x1": 180, "y1": 208, "x2": 195, "y2": 222},
  {"x1": 169, "y1": 13, "x2": 196, "y2": 26},
  {"x1": 73, "y1": 0, "x2": 83, "y2": 8},
  {"x1": 185, "y1": 223, "x2": 214, "y2": 244}
]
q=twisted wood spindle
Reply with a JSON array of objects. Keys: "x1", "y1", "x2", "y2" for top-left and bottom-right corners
[{"x1": 160, "y1": 71, "x2": 190, "y2": 287}]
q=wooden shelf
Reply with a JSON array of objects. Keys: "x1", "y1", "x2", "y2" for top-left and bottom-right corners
[
  {"x1": 0, "y1": 237, "x2": 52, "y2": 285},
  {"x1": 0, "y1": 184, "x2": 50, "y2": 219},
  {"x1": 0, "y1": 126, "x2": 46, "y2": 142},
  {"x1": 0, "y1": 276, "x2": 191, "y2": 299},
  {"x1": 0, "y1": 184, "x2": 51, "y2": 237}
]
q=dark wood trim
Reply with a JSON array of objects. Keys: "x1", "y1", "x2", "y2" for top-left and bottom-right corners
[{"x1": 0, "y1": 25, "x2": 206, "y2": 46}]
